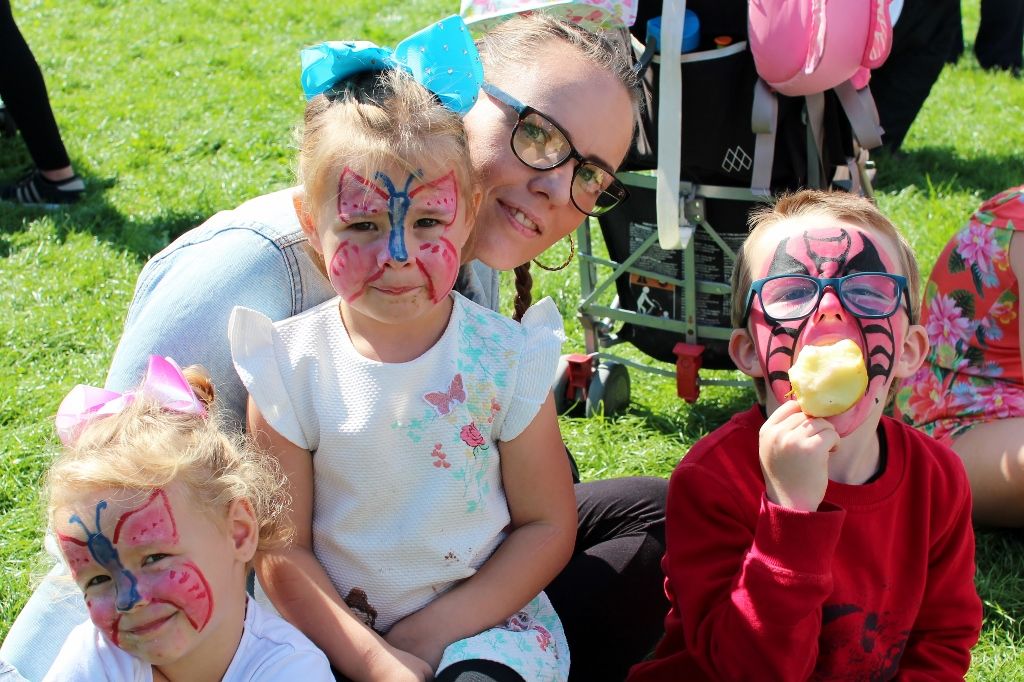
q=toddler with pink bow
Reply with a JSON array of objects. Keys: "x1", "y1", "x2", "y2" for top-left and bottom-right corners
[
  {"x1": 228, "y1": 15, "x2": 576, "y2": 682},
  {"x1": 42, "y1": 355, "x2": 333, "y2": 681}
]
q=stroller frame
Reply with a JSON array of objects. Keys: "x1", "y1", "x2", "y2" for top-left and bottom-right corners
[
  {"x1": 564, "y1": 177, "x2": 767, "y2": 414},
  {"x1": 552, "y1": 4, "x2": 879, "y2": 416}
]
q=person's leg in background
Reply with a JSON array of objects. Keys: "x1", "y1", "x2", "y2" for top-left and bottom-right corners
[
  {"x1": 975, "y1": 0, "x2": 1024, "y2": 73},
  {"x1": 870, "y1": 0, "x2": 963, "y2": 152},
  {"x1": 546, "y1": 477, "x2": 668, "y2": 681},
  {"x1": 0, "y1": 0, "x2": 84, "y2": 205},
  {"x1": 948, "y1": 5, "x2": 966, "y2": 64}
]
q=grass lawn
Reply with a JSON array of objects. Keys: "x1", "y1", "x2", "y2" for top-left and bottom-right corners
[{"x1": 2, "y1": 0, "x2": 1022, "y2": 678}]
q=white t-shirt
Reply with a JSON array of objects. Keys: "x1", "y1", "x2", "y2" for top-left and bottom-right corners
[{"x1": 42, "y1": 599, "x2": 332, "y2": 681}]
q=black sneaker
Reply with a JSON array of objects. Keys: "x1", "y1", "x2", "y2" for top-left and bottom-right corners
[{"x1": 0, "y1": 169, "x2": 85, "y2": 207}]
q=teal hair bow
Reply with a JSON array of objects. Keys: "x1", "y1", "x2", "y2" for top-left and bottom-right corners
[{"x1": 300, "y1": 15, "x2": 484, "y2": 116}]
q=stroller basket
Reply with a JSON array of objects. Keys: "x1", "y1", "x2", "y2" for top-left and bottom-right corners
[{"x1": 586, "y1": 176, "x2": 757, "y2": 369}]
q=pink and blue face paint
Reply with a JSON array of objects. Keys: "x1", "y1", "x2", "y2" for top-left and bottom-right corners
[
  {"x1": 331, "y1": 168, "x2": 461, "y2": 304},
  {"x1": 333, "y1": 169, "x2": 390, "y2": 301},
  {"x1": 374, "y1": 171, "x2": 414, "y2": 263},
  {"x1": 408, "y1": 172, "x2": 460, "y2": 303},
  {"x1": 66, "y1": 501, "x2": 142, "y2": 614},
  {"x1": 58, "y1": 489, "x2": 214, "y2": 646}
]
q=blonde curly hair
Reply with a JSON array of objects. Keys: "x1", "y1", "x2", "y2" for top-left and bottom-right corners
[{"x1": 47, "y1": 366, "x2": 291, "y2": 551}]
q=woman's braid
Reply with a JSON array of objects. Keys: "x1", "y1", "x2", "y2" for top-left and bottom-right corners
[{"x1": 512, "y1": 263, "x2": 534, "y2": 321}]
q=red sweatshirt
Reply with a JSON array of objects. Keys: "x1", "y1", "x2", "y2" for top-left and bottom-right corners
[{"x1": 629, "y1": 406, "x2": 981, "y2": 682}]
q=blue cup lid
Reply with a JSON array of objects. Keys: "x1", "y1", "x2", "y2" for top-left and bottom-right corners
[{"x1": 646, "y1": 10, "x2": 700, "y2": 53}]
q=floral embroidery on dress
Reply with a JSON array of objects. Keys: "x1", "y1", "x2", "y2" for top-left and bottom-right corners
[
  {"x1": 455, "y1": 420, "x2": 492, "y2": 512},
  {"x1": 506, "y1": 610, "x2": 558, "y2": 656},
  {"x1": 460, "y1": 421, "x2": 486, "y2": 450},
  {"x1": 424, "y1": 373, "x2": 467, "y2": 415},
  {"x1": 431, "y1": 443, "x2": 452, "y2": 468},
  {"x1": 458, "y1": 307, "x2": 516, "y2": 389},
  {"x1": 395, "y1": 312, "x2": 510, "y2": 514},
  {"x1": 487, "y1": 397, "x2": 501, "y2": 424}
]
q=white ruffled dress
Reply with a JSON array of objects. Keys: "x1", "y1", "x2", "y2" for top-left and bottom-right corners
[{"x1": 229, "y1": 292, "x2": 570, "y2": 681}]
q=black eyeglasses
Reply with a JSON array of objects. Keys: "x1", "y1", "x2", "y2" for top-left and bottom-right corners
[
  {"x1": 481, "y1": 82, "x2": 629, "y2": 216},
  {"x1": 741, "y1": 272, "x2": 910, "y2": 324}
]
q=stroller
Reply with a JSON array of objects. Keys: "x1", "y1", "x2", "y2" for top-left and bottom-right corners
[{"x1": 548, "y1": 0, "x2": 885, "y2": 416}]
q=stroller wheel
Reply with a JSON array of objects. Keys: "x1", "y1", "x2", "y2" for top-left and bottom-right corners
[
  {"x1": 553, "y1": 354, "x2": 585, "y2": 416},
  {"x1": 585, "y1": 362, "x2": 631, "y2": 418}
]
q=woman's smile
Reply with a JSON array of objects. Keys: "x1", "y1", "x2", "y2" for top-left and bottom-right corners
[{"x1": 501, "y1": 200, "x2": 543, "y2": 238}]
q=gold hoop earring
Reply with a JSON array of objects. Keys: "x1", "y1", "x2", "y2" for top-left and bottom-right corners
[{"x1": 532, "y1": 234, "x2": 576, "y2": 272}]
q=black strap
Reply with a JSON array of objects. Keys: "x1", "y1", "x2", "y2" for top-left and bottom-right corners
[{"x1": 633, "y1": 38, "x2": 657, "y2": 78}]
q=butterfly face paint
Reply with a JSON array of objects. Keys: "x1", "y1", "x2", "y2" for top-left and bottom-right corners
[
  {"x1": 330, "y1": 167, "x2": 462, "y2": 305},
  {"x1": 56, "y1": 488, "x2": 216, "y2": 658},
  {"x1": 747, "y1": 223, "x2": 908, "y2": 436}
]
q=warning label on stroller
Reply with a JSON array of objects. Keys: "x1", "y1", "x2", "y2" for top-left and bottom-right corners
[
  {"x1": 692, "y1": 231, "x2": 746, "y2": 327},
  {"x1": 627, "y1": 223, "x2": 681, "y2": 320},
  {"x1": 625, "y1": 221, "x2": 745, "y2": 329}
]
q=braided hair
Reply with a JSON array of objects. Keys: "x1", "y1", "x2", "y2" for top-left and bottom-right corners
[{"x1": 512, "y1": 263, "x2": 534, "y2": 321}]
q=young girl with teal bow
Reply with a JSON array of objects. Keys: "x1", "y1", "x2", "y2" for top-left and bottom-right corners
[{"x1": 230, "y1": 16, "x2": 576, "y2": 682}]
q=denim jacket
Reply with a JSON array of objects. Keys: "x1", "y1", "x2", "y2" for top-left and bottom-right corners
[{"x1": 105, "y1": 187, "x2": 500, "y2": 428}]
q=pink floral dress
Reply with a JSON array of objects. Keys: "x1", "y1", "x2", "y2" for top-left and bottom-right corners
[{"x1": 895, "y1": 186, "x2": 1024, "y2": 444}]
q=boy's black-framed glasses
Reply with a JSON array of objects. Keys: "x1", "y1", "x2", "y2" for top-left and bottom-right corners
[
  {"x1": 740, "y1": 272, "x2": 910, "y2": 324},
  {"x1": 480, "y1": 82, "x2": 629, "y2": 216}
]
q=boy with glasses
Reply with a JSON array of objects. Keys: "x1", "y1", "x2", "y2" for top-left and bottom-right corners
[{"x1": 629, "y1": 190, "x2": 982, "y2": 681}]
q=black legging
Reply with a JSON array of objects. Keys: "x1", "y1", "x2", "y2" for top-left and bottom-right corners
[
  {"x1": 870, "y1": 0, "x2": 963, "y2": 152},
  {"x1": 975, "y1": 0, "x2": 1024, "y2": 71},
  {"x1": 334, "y1": 659, "x2": 523, "y2": 682},
  {"x1": 0, "y1": 0, "x2": 71, "y2": 171},
  {"x1": 436, "y1": 659, "x2": 524, "y2": 682},
  {"x1": 547, "y1": 477, "x2": 668, "y2": 681}
]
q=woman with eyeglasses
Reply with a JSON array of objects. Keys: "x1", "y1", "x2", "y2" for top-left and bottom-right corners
[{"x1": 0, "y1": 13, "x2": 666, "y2": 682}]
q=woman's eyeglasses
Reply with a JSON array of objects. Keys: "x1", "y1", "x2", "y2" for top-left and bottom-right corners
[
  {"x1": 481, "y1": 82, "x2": 629, "y2": 216},
  {"x1": 741, "y1": 272, "x2": 910, "y2": 324}
]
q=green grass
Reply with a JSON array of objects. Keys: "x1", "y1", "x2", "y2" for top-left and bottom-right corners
[{"x1": 1, "y1": 0, "x2": 1021, "y2": 678}]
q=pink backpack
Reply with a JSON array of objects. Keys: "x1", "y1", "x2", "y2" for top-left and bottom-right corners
[{"x1": 748, "y1": 0, "x2": 894, "y2": 96}]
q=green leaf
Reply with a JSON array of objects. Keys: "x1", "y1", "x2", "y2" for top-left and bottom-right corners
[
  {"x1": 948, "y1": 248, "x2": 966, "y2": 273},
  {"x1": 964, "y1": 346, "x2": 986, "y2": 367},
  {"x1": 951, "y1": 289, "x2": 977, "y2": 320},
  {"x1": 970, "y1": 261, "x2": 985, "y2": 296}
]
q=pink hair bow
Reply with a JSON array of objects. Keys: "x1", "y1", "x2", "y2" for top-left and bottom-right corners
[{"x1": 56, "y1": 355, "x2": 207, "y2": 445}]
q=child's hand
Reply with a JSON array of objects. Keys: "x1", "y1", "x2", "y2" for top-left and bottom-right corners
[
  {"x1": 385, "y1": 614, "x2": 448, "y2": 672},
  {"x1": 759, "y1": 399, "x2": 839, "y2": 512},
  {"x1": 365, "y1": 643, "x2": 435, "y2": 682}
]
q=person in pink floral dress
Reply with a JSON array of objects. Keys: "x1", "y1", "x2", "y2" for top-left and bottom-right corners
[{"x1": 895, "y1": 185, "x2": 1024, "y2": 526}]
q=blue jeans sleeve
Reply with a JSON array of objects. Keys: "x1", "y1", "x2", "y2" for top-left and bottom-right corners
[
  {"x1": 105, "y1": 226, "x2": 300, "y2": 428},
  {"x1": 0, "y1": 560, "x2": 82, "y2": 682}
]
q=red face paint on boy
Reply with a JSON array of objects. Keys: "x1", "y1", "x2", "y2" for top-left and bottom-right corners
[{"x1": 747, "y1": 224, "x2": 908, "y2": 436}]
